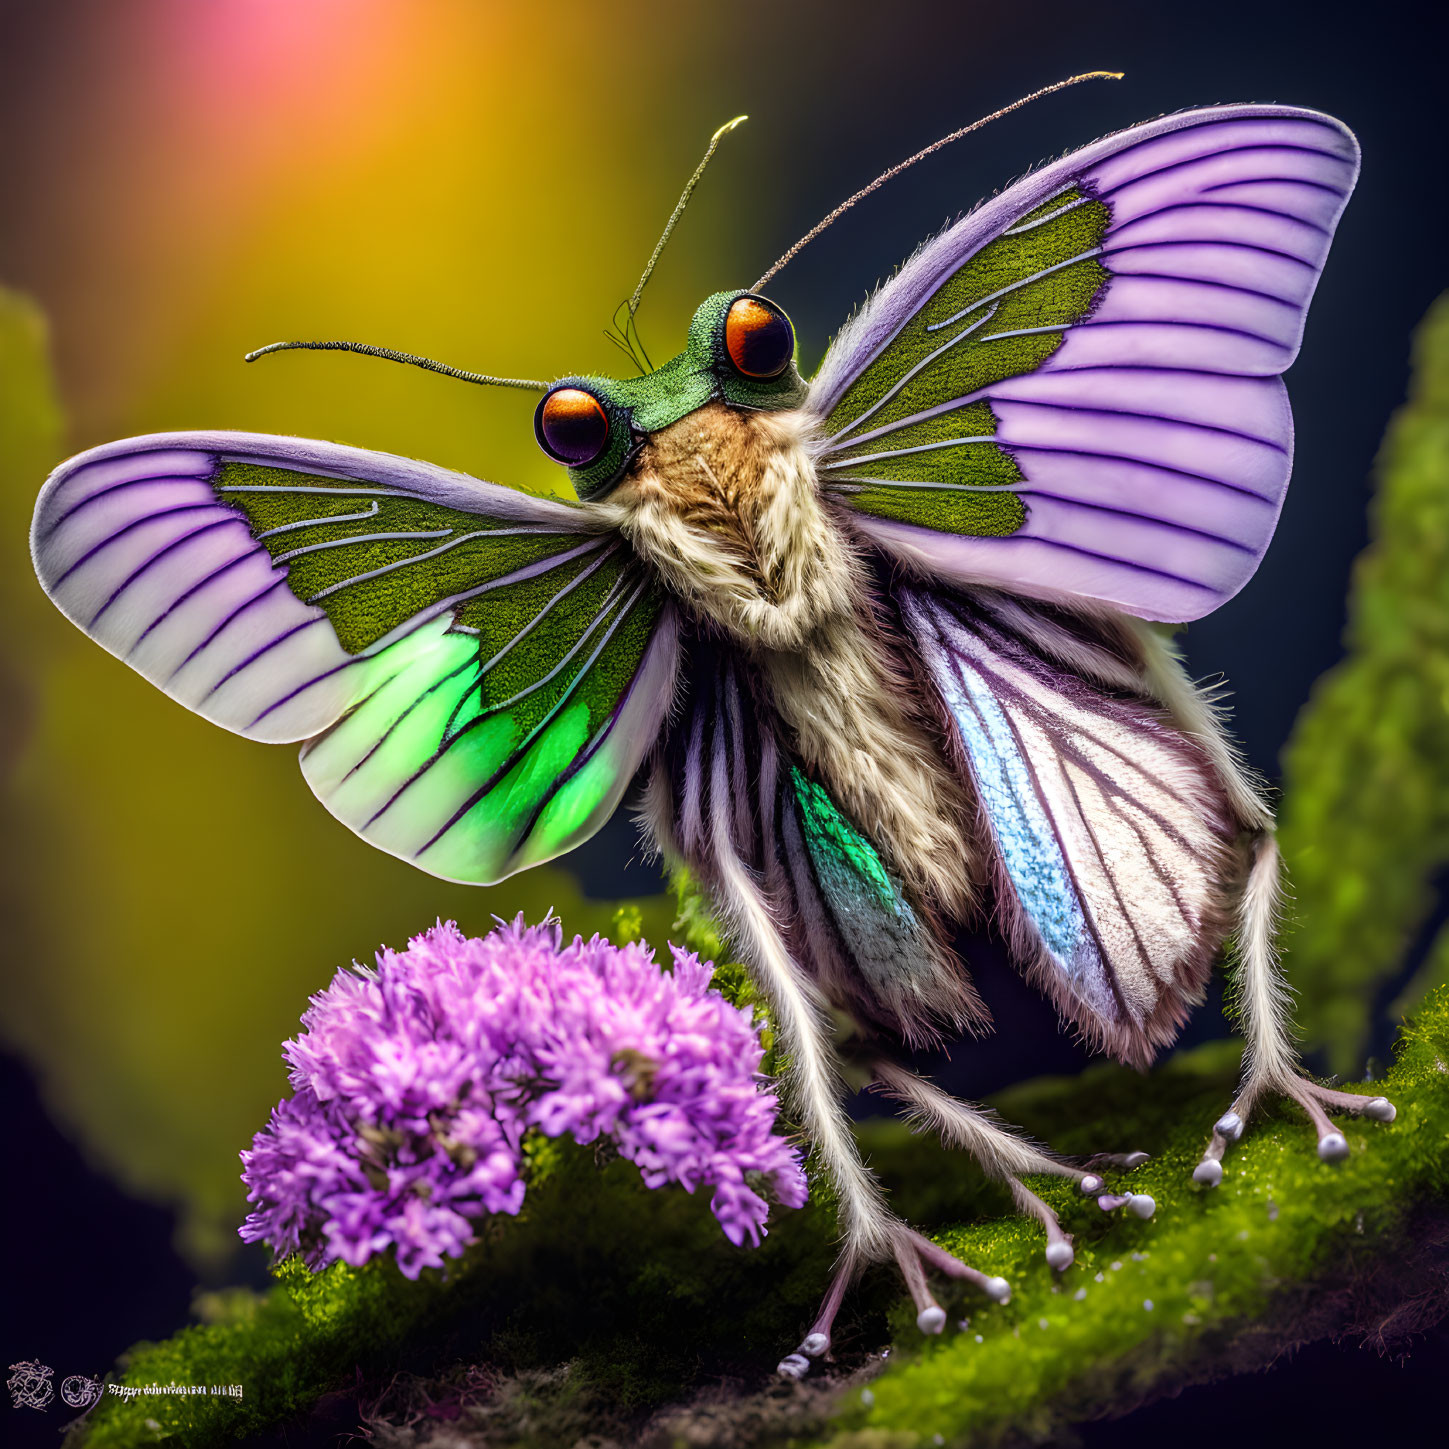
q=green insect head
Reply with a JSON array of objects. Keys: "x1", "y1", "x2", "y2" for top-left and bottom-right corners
[
  {"x1": 244, "y1": 117, "x2": 810, "y2": 503},
  {"x1": 534, "y1": 290, "x2": 805, "y2": 499}
]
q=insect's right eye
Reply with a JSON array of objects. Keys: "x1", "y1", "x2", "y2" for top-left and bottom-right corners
[
  {"x1": 535, "y1": 387, "x2": 610, "y2": 467},
  {"x1": 724, "y1": 294, "x2": 794, "y2": 379}
]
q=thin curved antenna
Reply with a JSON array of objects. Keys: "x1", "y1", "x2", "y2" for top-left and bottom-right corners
[
  {"x1": 604, "y1": 298, "x2": 652, "y2": 376},
  {"x1": 752, "y1": 71, "x2": 1123, "y2": 291},
  {"x1": 244, "y1": 339, "x2": 549, "y2": 392},
  {"x1": 628, "y1": 114, "x2": 749, "y2": 320}
]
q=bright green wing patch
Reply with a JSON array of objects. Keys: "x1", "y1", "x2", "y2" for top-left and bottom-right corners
[
  {"x1": 215, "y1": 460, "x2": 671, "y2": 883},
  {"x1": 298, "y1": 539, "x2": 666, "y2": 884}
]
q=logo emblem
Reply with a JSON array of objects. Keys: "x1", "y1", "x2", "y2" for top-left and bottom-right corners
[
  {"x1": 7, "y1": 1360, "x2": 54, "y2": 1411},
  {"x1": 61, "y1": 1375, "x2": 102, "y2": 1409}
]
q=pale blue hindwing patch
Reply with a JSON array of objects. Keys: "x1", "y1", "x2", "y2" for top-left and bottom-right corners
[
  {"x1": 903, "y1": 587, "x2": 1236, "y2": 1056},
  {"x1": 936, "y1": 655, "x2": 1099, "y2": 979}
]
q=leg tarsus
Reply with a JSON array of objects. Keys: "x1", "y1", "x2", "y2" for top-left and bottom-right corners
[
  {"x1": 872, "y1": 1058, "x2": 1151, "y2": 1264},
  {"x1": 778, "y1": 1252, "x2": 853, "y2": 1377},
  {"x1": 1283, "y1": 1076, "x2": 1375, "y2": 1160},
  {"x1": 1195, "y1": 832, "x2": 1396, "y2": 1187},
  {"x1": 892, "y1": 1232, "x2": 946, "y2": 1333},
  {"x1": 778, "y1": 1226, "x2": 1013, "y2": 1379},
  {"x1": 1083, "y1": 1150, "x2": 1152, "y2": 1170},
  {"x1": 1193, "y1": 1097, "x2": 1247, "y2": 1187},
  {"x1": 1009, "y1": 1178, "x2": 1075, "y2": 1270},
  {"x1": 1095, "y1": 1191, "x2": 1156, "y2": 1218},
  {"x1": 1214, "y1": 1111, "x2": 1244, "y2": 1142},
  {"x1": 903, "y1": 1226, "x2": 1005, "y2": 1299},
  {"x1": 1193, "y1": 1157, "x2": 1224, "y2": 1188}
]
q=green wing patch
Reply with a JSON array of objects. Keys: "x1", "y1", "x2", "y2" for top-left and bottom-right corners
[
  {"x1": 823, "y1": 189, "x2": 1110, "y2": 440},
  {"x1": 818, "y1": 188, "x2": 1110, "y2": 539},
  {"x1": 841, "y1": 482, "x2": 1026, "y2": 537},
  {"x1": 219, "y1": 462, "x2": 589, "y2": 654}
]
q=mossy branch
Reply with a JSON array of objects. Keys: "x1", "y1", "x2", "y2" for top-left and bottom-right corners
[
  {"x1": 70, "y1": 990, "x2": 1449, "y2": 1449},
  {"x1": 830, "y1": 990, "x2": 1449, "y2": 1448}
]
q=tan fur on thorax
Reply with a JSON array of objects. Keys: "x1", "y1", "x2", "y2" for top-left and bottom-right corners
[
  {"x1": 604, "y1": 403, "x2": 979, "y2": 914},
  {"x1": 604, "y1": 404, "x2": 854, "y2": 649}
]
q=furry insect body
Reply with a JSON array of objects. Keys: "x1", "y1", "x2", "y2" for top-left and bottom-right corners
[
  {"x1": 613, "y1": 404, "x2": 978, "y2": 927},
  {"x1": 611, "y1": 396, "x2": 1244, "y2": 1063}
]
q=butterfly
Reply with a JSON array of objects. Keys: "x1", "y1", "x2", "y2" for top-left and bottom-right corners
[{"x1": 30, "y1": 82, "x2": 1396, "y2": 1374}]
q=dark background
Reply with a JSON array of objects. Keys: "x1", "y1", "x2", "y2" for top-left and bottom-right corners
[{"x1": 2, "y1": 0, "x2": 1447, "y2": 1444}]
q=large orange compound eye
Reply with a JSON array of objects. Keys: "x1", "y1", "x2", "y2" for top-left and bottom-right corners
[
  {"x1": 724, "y1": 295, "x2": 793, "y2": 380},
  {"x1": 535, "y1": 387, "x2": 610, "y2": 466}
]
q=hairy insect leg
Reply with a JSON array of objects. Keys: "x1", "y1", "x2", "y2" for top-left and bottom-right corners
[
  {"x1": 707, "y1": 847, "x2": 1009, "y2": 1379},
  {"x1": 869, "y1": 1059, "x2": 1155, "y2": 1271},
  {"x1": 776, "y1": 1224, "x2": 1011, "y2": 1380},
  {"x1": 1194, "y1": 831, "x2": 1397, "y2": 1187},
  {"x1": 1009, "y1": 1177, "x2": 1077, "y2": 1269},
  {"x1": 1132, "y1": 633, "x2": 1398, "y2": 1185}
]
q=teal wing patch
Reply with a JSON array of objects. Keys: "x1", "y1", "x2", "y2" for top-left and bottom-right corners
[{"x1": 784, "y1": 766, "x2": 978, "y2": 1042}]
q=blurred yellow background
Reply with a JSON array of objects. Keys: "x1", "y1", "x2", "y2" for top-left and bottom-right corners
[{"x1": 0, "y1": 0, "x2": 785, "y2": 1266}]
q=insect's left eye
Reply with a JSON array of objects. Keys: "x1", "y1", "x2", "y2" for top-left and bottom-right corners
[
  {"x1": 724, "y1": 295, "x2": 793, "y2": 380},
  {"x1": 535, "y1": 387, "x2": 610, "y2": 467}
]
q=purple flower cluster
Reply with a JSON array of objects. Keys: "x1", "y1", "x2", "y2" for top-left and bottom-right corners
[{"x1": 240, "y1": 917, "x2": 806, "y2": 1277}]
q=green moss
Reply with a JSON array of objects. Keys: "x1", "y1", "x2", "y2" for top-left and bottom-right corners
[
  {"x1": 76, "y1": 1136, "x2": 843, "y2": 1449},
  {"x1": 831, "y1": 990, "x2": 1449, "y2": 1447},
  {"x1": 1278, "y1": 292, "x2": 1449, "y2": 1072},
  {"x1": 73, "y1": 989, "x2": 1449, "y2": 1449}
]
